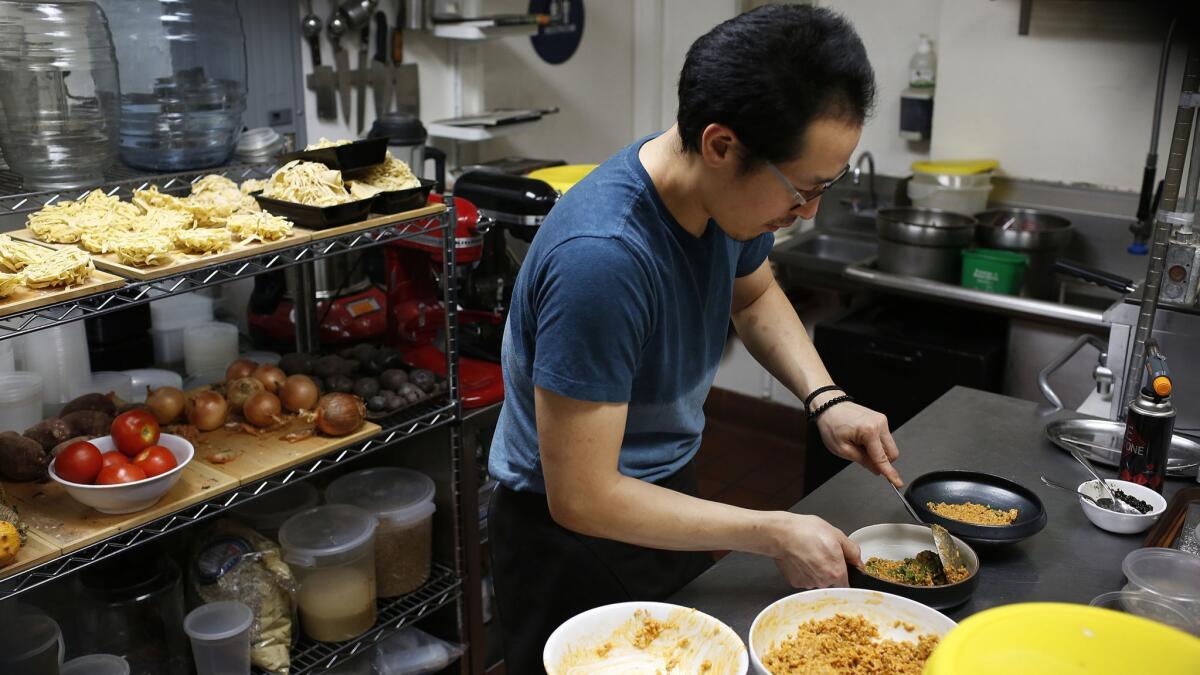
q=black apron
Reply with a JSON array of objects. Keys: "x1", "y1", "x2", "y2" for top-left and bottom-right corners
[{"x1": 488, "y1": 462, "x2": 712, "y2": 674}]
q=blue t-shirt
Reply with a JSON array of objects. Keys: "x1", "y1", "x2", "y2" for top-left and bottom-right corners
[{"x1": 488, "y1": 135, "x2": 774, "y2": 493}]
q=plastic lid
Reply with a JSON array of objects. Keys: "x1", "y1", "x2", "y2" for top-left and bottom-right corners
[
  {"x1": 184, "y1": 601, "x2": 254, "y2": 643},
  {"x1": 527, "y1": 164, "x2": 598, "y2": 194},
  {"x1": 912, "y1": 159, "x2": 999, "y2": 176},
  {"x1": 279, "y1": 504, "x2": 377, "y2": 567},
  {"x1": 0, "y1": 613, "x2": 59, "y2": 662},
  {"x1": 1152, "y1": 376, "x2": 1172, "y2": 397},
  {"x1": 231, "y1": 481, "x2": 320, "y2": 531},
  {"x1": 62, "y1": 654, "x2": 130, "y2": 675},
  {"x1": 1122, "y1": 548, "x2": 1200, "y2": 601},
  {"x1": 326, "y1": 468, "x2": 436, "y2": 525},
  {"x1": 0, "y1": 372, "x2": 42, "y2": 403}
]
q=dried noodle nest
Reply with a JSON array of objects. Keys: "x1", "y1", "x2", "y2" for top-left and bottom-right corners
[{"x1": 22, "y1": 248, "x2": 94, "y2": 288}]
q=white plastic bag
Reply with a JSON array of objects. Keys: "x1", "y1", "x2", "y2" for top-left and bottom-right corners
[{"x1": 371, "y1": 627, "x2": 464, "y2": 675}]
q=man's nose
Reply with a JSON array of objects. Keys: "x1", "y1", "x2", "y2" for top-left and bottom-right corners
[{"x1": 794, "y1": 196, "x2": 821, "y2": 220}]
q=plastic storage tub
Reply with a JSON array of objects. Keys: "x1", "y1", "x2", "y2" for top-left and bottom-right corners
[
  {"x1": 122, "y1": 369, "x2": 184, "y2": 401},
  {"x1": 150, "y1": 294, "x2": 215, "y2": 367},
  {"x1": 61, "y1": 654, "x2": 130, "y2": 675},
  {"x1": 280, "y1": 504, "x2": 378, "y2": 642},
  {"x1": 1121, "y1": 548, "x2": 1200, "y2": 629},
  {"x1": 0, "y1": 372, "x2": 44, "y2": 432},
  {"x1": 231, "y1": 481, "x2": 320, "y2": 541},
  {"x1": 908, "y1": 159, "x2": 997, "y2": 216},
  {"x1": 326, "y1": 468, "x2": 437, "y2": 597},
  {"x1": 17, "y1": 322, "x2": 91, "y2": 415},
  {"x1": 184, "y1": 601, "x2": 253, "y2": 675},
  {"x1": 183, "y1": 322, "x2": 239, "y2": 378},
  {"x1": 961, "y1": 248, "x2": 1028, "y2": 295}
]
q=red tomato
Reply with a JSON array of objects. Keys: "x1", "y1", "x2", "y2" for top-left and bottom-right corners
[
  {"x1": 110, "y1": 410, "x2": 160, "y2": 456},
  {"x1": 53, "y1": 441, "x2": 102, "y2": 484},
  {"x1": 100, "y1": 451, "x2": 128, "y2": 470},
  {"x1": 95, "y1": 463, "x2": 147, "y2": 485},
  {"x1": 133, "y1": 445, "x2": 177, "y2": 478}
]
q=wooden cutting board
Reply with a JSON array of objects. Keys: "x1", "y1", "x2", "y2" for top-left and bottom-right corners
[
  {"x1": 9, "y1": 228, "x2": 314, "y2": 281},
  {"x1": 2, "y1": 461, "x2": 237, "y2": 554},
  {"x1": 307, "y1": 204, "x2": 446, "y2": 241},
  {"x1": 0, "y1": 270, "x2": 125, "y2": 318},
  {"x1": 0, "y1": 529, "x2": 61, "y2": 581},
  {"x1": 196, "y1": 419, "x2": 381, "y2": 484}
]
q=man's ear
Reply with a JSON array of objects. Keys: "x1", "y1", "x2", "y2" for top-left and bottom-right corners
[{"x1": 699, "y1": 123, "x2": 741, "y2": 170}]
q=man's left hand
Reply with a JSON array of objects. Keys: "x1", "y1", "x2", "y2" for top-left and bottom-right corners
[{"x1": 814, "y1": 400, "x2": 902, "y2": 486}]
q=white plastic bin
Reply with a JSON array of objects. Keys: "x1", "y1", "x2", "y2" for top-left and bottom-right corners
[
  {"x1": 0, "y1": 372, "x2": 44, "y2": 432},
  {"x1": 183, "y1": 601, "x2": 253, "y2": 675},
  {"x1": 183, "y1": 322, "x2": 238, "y2": 377},
  {"x1": 122, "y1": 369, "x2": 183, "y2": 401}
]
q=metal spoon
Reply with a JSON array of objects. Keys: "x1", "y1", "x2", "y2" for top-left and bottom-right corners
[
  {"x1": 888, "y1": 482, "x2": 966, "y2": 574},
  {"x1": 1039, "y1": 475, "x2": 1110, "y2": 510},
  {"x1": 1067, "y1": 447, "x2": 1140, "y2": 515}
]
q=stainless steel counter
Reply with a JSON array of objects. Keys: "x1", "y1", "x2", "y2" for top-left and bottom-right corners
[{"x1": 669, "y1": 387, "x2": 1192, "y2": 637}]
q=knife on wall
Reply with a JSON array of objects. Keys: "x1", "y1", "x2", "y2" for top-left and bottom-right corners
[
  {"x1": 356, "y1": 22, "x2": 370, "y2": 133},
  {"x1": 328, "y1": 12, "x2": 353, "y2": 126},
  {"x1": 370, "y1": 11, "x2": 392, "y2": 121}
]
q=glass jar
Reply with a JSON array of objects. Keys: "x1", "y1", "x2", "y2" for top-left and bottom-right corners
[
  {"x1": 279, "y1": 504, "x2": 378, "y2": 643},
  {"x1": 95, "y1": 0, "x2": 247, "y2": 171},
  {"x1": 0, "y1": 1, "x2": 119, "y2": 190}
]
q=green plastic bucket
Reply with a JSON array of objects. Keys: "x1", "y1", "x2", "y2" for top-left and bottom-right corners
[{"x1": 961, "y1": 248, "x2": 1028, "y2": 295}]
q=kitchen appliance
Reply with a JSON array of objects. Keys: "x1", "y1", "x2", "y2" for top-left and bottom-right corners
[
  {"x1": 809, "y1": 299, "x2": 1007, "y2": 493},
  {"x1": 975, "y1": 208, "x2": 1073, "y2": 299},
  {"x1": 97, "y1": 0, "x2": 247, "y2": 171},
  {"x1": 368, "y1": 113, "x2": 446, "y2": 189},
  {"x1": 0, "y1": 0, "x2": 119, "y2": 189},
  {"x1": 247, "y1": 251, "x2": 389, "y2": 349},
  {"x1": 385, "y1": 195, "x2": 504, "y2": 408},
  {"x1": 876, "y1": 207, "x2": 977, "y2": 283}
]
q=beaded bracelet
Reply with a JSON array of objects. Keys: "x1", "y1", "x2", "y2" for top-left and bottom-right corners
[
  {"x1": 809, "y1": 394, "x2": 855, "y2": 421},
  {"x1": 803, "y1": 385, "x2": 844, "y2": 412}
]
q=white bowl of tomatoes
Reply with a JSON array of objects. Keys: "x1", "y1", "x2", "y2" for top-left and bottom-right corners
[{"x1": 49, "y1": 410, "x2": 193, "y2": 514}]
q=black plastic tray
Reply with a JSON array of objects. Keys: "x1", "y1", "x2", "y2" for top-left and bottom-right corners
[
  {"x1": 370, "y1": 179, "x2": 437, "y2": 215},
  {"x1": 252, "y1": 193, "x2": 374, "y2": 229},
  {"x1": 279, "y1": 137, "x2": 388, "y2": 171}
]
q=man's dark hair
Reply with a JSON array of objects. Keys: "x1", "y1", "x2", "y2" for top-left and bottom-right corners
[{"x1": 677, "y1": 5, "x2": 876, "y2": 170}]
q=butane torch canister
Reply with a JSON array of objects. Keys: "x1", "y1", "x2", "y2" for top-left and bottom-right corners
[{"x1": 1118, "y1": 348, "x2": 1175, "y2": 493}]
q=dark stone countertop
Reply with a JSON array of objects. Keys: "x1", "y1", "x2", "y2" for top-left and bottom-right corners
[{"x1": 669, "y1": 386, "x2": 1191, "y2": 638}]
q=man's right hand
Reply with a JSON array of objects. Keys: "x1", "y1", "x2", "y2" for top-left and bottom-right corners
[{"x1": 763, "y1": 512, "x2": 860, "y2": 588}]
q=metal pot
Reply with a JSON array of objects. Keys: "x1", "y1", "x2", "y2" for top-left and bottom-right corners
[
  {"x1": 975, "y1": 209, "x2": 1072, "y2": 298},
  {"x1": 877, "y1": 207, "x2": 977, "y2": 283}
]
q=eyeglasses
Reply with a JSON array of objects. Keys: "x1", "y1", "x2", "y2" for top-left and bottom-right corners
[{"x1": 766, "y1": 162, "x2": 850, "y2": 208}]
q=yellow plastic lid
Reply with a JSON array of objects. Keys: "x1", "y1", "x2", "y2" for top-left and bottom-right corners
[
  {"x1": 924, "y1": 603, "x2": 1200, "y2": 675},
  {"x1": 527, "y1": 164, "x2": 598, "y2": 194},
  {"x1": 911, "y1": 159, "x2": 999, "y2": 175}
]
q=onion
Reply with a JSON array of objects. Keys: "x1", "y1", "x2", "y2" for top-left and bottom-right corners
[
  {"x1": 253, "y1": 364, "x2": 287, "y2": 394},
  {"x1": 186, "y1": 391, "x2": 228, "y2": 431},
  {"x1": 226, "y1": 377, "x2": 265, "y2": 412},
  {"x1": 315, "y1": 393, "x2": 365, "y2": 436},
  {"x1": 145, "y1": 386, "x2": 185, "y2": 425},
  {"x1": 280, "y1": 374, "x2": 319, "y2": 413},
  {"x1": 243, "y1": 391, "x2": 282, "y2": 427},
  {"x1": 226, "y1": 358, "x2": 257, "y2": 382}
]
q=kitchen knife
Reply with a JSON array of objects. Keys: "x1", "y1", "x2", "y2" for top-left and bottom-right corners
[
  {"x1": 303, "y1": 4, "x2": 337, "y2": 121},
  {"x1": 370, "y1": 11, "x2": 392, "y2": 121},
  {"x1": 392, "y1": 0, "x2": 420, "y2": 116},
  {"x1": 328, "y1": 12, "x2": 353, "y2": 126},
  {"x1": 356, "y1": 23, "x2": 370, "y2": 133}
]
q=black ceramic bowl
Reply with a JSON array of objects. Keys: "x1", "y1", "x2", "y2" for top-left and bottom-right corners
[
  {"x1": 848, "y1": 523, "x2": 980, "y2": 610},
  {"x1": 905, "y1": 470, "x2": 1047, "y2": 545}
]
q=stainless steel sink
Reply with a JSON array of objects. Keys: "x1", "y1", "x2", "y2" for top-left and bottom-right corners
[
  {"x1": 791, "y1": 232, "x2": 878, "y2": 263},
  {"x1": 771, "y1": 229, "x2": 878, "y2": 276}
]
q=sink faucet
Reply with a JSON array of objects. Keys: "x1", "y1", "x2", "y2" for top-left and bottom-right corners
[{"x1": 851, "y1": 151, "x2": 877, "y2": 211}]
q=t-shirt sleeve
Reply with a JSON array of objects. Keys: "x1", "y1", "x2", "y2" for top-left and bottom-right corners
[
  {"x1": 530, "y1": 236, "x2": 654, "y2": 403},
  {"x1": 736, "y1": 232, "x2": 775, "y2": 277}
]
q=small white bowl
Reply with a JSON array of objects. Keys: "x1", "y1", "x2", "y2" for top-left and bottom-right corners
[
  {"x1": 543, "y1": 601, "x2": 747, "y2": 675},
  {"x1": 48, "y1": 434, "x2": 193, "y2": 514},
  {"x1": 749, "y1": 588, "x2": 956, "y2": 675},
  {"x1": 1077, "y1": 479, "x2": 1167, "y2": 534}
]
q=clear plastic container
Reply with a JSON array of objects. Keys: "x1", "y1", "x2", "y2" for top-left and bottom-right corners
[
  {"x1": 1091, "y1": 591, "x2": 1198, "y2": 636},
  {"x1": 279, "y1": 504, "x2": 378, "y2": 642},
  {"x1": 74, "y1": 371, "x2": 134, "y2": 402},
  {"x1": 908, "y1": 175, "x2": 992, "y2": 216},
  {"x1": 0, "y1": 372, "x2": 44, "y2": 432},
  {"x1": 16, "y1": 323, "x2": 91, "y2": 414},
  {"x1": 151, "y1": 294, "x2": 217, "y2": 367},
  {"x1": 0, "y1": 339, "x2": 15, "y2": 372},
  {"x1": 183, "y1": 322, "x2": 239, "y2": 378},
  {"x1": 326, "y1": 468, "x2": 437, "y2": 597},
  {"x1": 122, "y1": 369, "x2": 183, "y2": 402},
  {"x1": 94, "y1": 0, "x2": 248, "y2": 171},
  {"x1": 0, "y1": 612, "x2": 63, "y2": 675},
  {"x1": 1122, "y1": 548, "x2": 1200, "y2": 629},
  {"x1": 183, "y1": 601, "x2": 253, "y2": 675},
  {"x1": 0, "y1": 1, "x2": 119, "y2": 189},
  {"x1": 61, "y1": 654, "x2": 130, "y2": 675},
  {"x1": 231, "y1": 481, "x2": 320, "y2": 541}
]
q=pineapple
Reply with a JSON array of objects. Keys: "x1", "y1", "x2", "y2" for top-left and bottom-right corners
[{"x1": 0, "y1": 520, "x2": 20, "y2": 566}]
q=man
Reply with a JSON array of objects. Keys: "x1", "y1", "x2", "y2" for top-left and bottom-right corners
[{"x1": 487, "y1": 5, "x2": 900, "y2": 671}]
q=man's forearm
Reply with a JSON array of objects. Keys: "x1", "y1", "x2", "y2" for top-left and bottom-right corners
[
  {"x1": 731, "y1": 278, "x2": 834, "y2": 402},
  {"x1": 550, "y1": 472, "x2": 784, "y2": 557}
]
